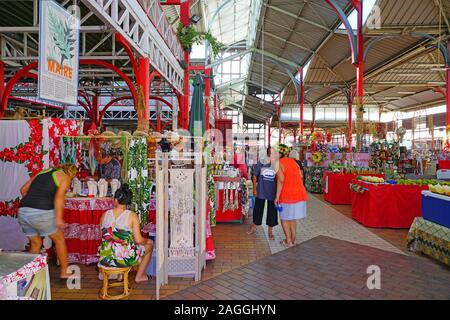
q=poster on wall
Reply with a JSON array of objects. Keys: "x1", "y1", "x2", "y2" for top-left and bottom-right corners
[{"x1": 38, "y1": 0, "x2": 79, "y2": 105}]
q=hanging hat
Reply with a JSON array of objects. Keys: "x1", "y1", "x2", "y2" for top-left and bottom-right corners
[{"x1": 133, "y1": 130, "x2": 149, "y2": 137}]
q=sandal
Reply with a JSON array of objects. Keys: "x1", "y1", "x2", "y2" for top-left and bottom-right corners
[
  {"x1": 268, "y1": 234, "x2": 275, "y2": 241},
  {"x1": 135, "y1": 275, "x2": 149, "y2": 283},
  {"x1": 280, "y1": 240, "x2": 292, "y2": 248},
  {"x1": 246, "y1": 228, "x2": 256, "y2": 235}
]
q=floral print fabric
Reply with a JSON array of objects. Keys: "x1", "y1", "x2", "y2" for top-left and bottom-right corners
[{"x1": 98, "y1": 226, "x2": 145, "y2": 267}]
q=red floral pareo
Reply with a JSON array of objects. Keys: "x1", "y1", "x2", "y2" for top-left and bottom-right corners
[{"x1": 0, "y1": 120, "x2": 46, "y2": 217}]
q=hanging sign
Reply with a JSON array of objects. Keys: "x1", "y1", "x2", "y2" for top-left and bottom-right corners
[{"x1": 38, "y1": 0, "x2": 80, "y2": 105}]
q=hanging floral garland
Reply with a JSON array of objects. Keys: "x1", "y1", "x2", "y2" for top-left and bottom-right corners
[
  {"x1": 0, "y1": 120, "x2": 46, "y2": 176},
  {"x1": 207, "y1": 164, "x2": 216, "y2": 226},
  {"x1": 0, "y1": 120, "x2": 47, "y2": 217}
]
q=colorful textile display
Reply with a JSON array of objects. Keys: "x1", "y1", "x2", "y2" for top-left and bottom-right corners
[
  {"x1": 0, "y1": 253, "x2": 50, "y2": 300},
  {"x1": 207, "y1": 165, "x2": 216, "y2": 226},
  {"x1": 304, "y1": 167, "x2": 326, "y2": 193},
  {"x1": 407, "y1": 217, "x2": 450, "y2": 267},
  {"x1": 0, "y1": 119, "x2": 79, "y2": 217},
  {"x1": 127, "y1": 137, "x2": 150, "y2": 228},
  {"x1": 48, "y1": 119, "x2": 79, "y2": 166},
  {"x1": 369, "y1": 141, "x2": 400, "y2": 171},
  {"x1": 0, "y1": 120, "x2": 46, "y2": 217}
]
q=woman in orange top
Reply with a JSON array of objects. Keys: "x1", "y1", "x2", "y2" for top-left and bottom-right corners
[{"x1": 274, "y1": 144, "x2": 308, "y2": 248}]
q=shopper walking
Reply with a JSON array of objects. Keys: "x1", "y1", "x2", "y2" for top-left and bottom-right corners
[
  {"x1": 98, "y1": 184, "x2": 153, "y2": 283},
  {"x1": 247, "y1": 147, "x2": 278, "y2": 240},
  {"x1": 274, "y1": 144, "x2": 308, "y2": 248},
  {"x1": 18, "y1": 164, "x2": 77, "y2": 279}
]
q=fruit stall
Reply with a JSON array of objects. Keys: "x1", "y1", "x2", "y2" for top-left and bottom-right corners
[{"x1": 350, "y1": 178, "x2": 450, "y2": 228}]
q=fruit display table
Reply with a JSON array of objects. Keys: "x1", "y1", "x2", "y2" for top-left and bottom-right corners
[
  {"x1": 438, "y1": 160, "x2": 450, "y2": 170},
  {"x1": 407, "y1": 217, "x2": 450, "y2": 266},
  {"x1": 323, "y1": 172, "x2": 385, "y2": 205},
  {"x1": 351, "y1": 181, "x2": 428, "y2": 228}
]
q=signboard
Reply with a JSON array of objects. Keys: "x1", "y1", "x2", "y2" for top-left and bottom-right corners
[{"x1": 38, "y1": 0, "x2": 79, "y2": 106}]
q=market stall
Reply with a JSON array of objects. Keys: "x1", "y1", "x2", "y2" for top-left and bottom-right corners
[
  {"x1": 0, "y1": 252, "x2": 51, "y2": 300},
  {"x1": 213, "y1": 175, "x2": 243, "y2": 223},
  {"x1": 323, "y1": 171, "x2": 385, "y2": 205},
  {"x1": 351, "y1": 180, "x2": 428, "y2": 228}
]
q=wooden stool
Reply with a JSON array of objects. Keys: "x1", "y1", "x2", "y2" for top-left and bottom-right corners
[{"x1": 98, "y1": 266, "x2": 132, "y2": 300}]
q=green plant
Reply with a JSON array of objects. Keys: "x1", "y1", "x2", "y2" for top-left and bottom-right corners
[
  {"x1": 48, "y1": 7, "x2": 75, "y2": 71},
  {"x1": 176, "y1": 23, "x2": 224, "y2": 57}
]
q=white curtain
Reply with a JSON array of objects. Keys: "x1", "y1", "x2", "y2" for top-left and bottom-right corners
[{"x1": 0, "y1": 120, "x2": 30, "y2": 149}]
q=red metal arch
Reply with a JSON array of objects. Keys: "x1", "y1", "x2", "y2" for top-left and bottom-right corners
[
  {"x1": 99, "y1": 95, "x2": 133, "y2": 125},
  {"x1": 1, "y1": 59, "x2": 138, "y2": 117}
]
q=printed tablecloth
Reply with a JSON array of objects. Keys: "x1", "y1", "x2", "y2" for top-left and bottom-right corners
[
  {"x1": 407, "y1": 217, "x2": 450, "y2": 266},
  {"x1": 323, "y1": 172, "x2": 385, "y2": 205},
  {"x1": 63, "y1": 197, "x2": 114, "y2": 265},
  {"x1": 351, "y1": 181, "x2": 428, "y2": 228}
]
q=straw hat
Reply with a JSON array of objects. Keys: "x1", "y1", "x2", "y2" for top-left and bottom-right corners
[{"x1": 133, "y1": 130, "x2": 149, "y2": 137}]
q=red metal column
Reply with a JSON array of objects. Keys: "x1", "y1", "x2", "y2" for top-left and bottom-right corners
[
  {"x1": 92, "y1": 95, "x2": 100, "y2": 129},
  {"x1": 181, "y1": 0, "x2": 191, "y2": 129},
  {"x1": 347, "y1": 90, "x2": 353, "y2": 147},
  {"x1": 299, "y1": 66, "x2": 304, "y2": 135},
  {"x1": 354, "y1": 1, "x2": 364, "y2": 150},
  {"x1": 137, "y1": 57, "x2": 150, "y2": 123}
]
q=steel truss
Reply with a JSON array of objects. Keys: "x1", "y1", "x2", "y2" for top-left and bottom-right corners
[{"x1": 0, "y1": 0, "x2": 184, "y2": 94}]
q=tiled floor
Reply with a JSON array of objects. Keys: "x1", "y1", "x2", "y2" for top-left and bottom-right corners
[
  {"x1": 312, "y1": 193, "x2": 410, "y2": 254},
  {"x1": 49, "y1": 193, "x2": 448, "y2": 300},
  {"x1": 165, "y1": 236, "x2": 450, "y2": 300},
  {"x1": 258, "y1": 194, "x2": 404, "y2": 255},
  {"x1": 49, "y1": 215, "x2": 272, "y2": 300}
]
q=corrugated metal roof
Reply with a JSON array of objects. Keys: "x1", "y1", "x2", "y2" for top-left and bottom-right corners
[{"x1": 281, "y1": 0, "x2": 448, "y2": 119}]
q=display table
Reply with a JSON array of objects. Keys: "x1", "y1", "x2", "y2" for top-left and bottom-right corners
[
  {"x1": 323, "y1": 172, "x2": 385, "y2": 205},
  {"x1": 438, "y1": 160, "x2": 450, "y2": 170},
  {"x1": 0, "y1": 253, "x2": 50, "y2": 300},
  {"x1": 351, "y1": 181, "x2": 428, "y2": 228},
  {"x1": 63, "y1": 197, "x2": 115, "y2": 265},
  {"x1": 407, "y1": 217, "x2": 450, "y2": 267},
  {"x1": 213, "y1": 176, "x2": 243, "y2": 223},
  {"x1": 421, "y1": 191, "x2": 450, "y2": 228}
]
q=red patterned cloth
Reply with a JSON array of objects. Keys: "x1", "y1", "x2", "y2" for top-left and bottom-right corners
[
  {"x1": 0, "y1": 254, "x2": 47, "y2": 284},
  {"x1": 351, "y1": 181, "x2": 428, "y2": 228},
  {"x1": 47, "y1": 118, "x2": 79, "y2": 167},
  {"x1": 323, "y1": 172, "x2": 385, "y2": 205},
  {"x1": 63, "y1": 198, "x2": 115, "y2": 265}
]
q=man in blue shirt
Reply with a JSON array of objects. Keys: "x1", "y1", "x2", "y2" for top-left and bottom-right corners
[{"x1": 247, "y1": 147, "x2": 278, "y2": 240}]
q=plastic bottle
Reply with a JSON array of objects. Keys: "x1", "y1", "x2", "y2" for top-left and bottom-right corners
[{"x1": 276, "y1": 204, "x2": 283, "y2": 212}]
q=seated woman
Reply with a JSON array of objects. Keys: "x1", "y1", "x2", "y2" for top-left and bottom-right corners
[{"x1": 98, "y1": 184, "x2": 153, "y2": 282}]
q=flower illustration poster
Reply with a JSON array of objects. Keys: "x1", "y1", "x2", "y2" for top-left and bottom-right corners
[{"x1": 38, "y1": 0, "x2": 80, "y2": 106}]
